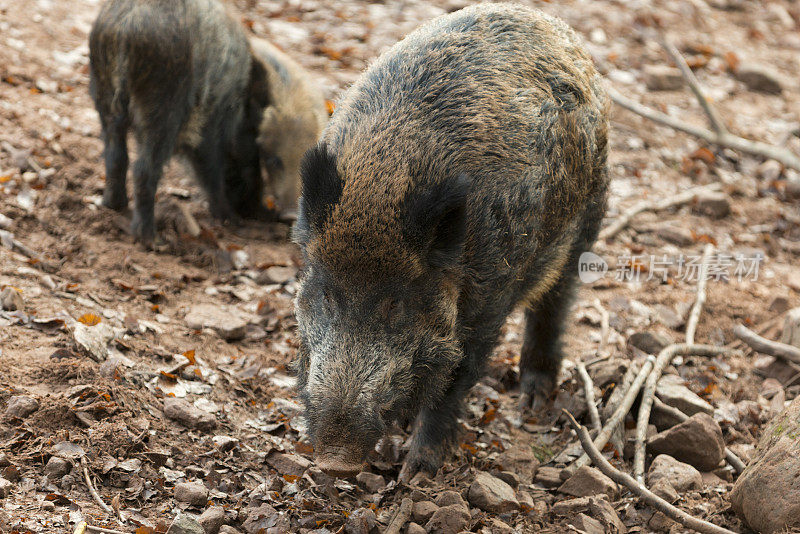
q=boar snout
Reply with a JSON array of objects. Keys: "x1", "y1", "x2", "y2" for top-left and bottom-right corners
[{"x1": 315, "y1": 446, "x2": 364, "y2": 478}]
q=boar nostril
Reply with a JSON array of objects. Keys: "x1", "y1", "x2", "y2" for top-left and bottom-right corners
[{"x1": 316, "y1": 454, "x2": 363, "y2": 478}]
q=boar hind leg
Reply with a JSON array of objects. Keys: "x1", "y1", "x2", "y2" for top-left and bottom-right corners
[
  {"x1": 100, "y1": 112, "x2": 130, "y2": 210},
  {"x1": 190, "y1": 141, "x2": 235, "y2": 223}
]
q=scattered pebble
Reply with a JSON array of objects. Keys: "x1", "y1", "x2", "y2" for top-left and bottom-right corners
[
  {"x1": 468, "y1": 471, "x2": 519, "y2": 513},
  {"x1": 163, "y1": 398, "x2": 217, "y2": 431},
  {"x1": 643, "y1": 65, "x2": 684, "y2": 91},
  {"x1": 558, "y1": 466, "x2": 618, "y2": 500},
  {"x1": 343, "y1": 507, "x2": 375, "y2": 534},
  {"x1": 647, "y1": 413, "x2": 726, "y2": 471},
  {"x1": 174, "y1": 481, "x2": 209, "y2": 506},
  {"x1": 167, "y1": 514, "x2": 205, "y2": 534},
  {"x1": 197, "y1": 506, "x2": 226, "y2": 534},
  {"x1": 4, "y1": 395, "x2": 39, "y2": 419},
  {"x1": 734, "y1": 63, "x2": 784, "y2": 94},
  {"x1": 425, "y1": 504, "x2": 470, "y2": 534},
  {"x1": 692, "y1": 191, "x2": 731, "y2": 219},
  {"x1": 0, "y1": 287, "x2": 23, "y2": 311},
  {"x1": 184, "y1": 304, "x2": 247, "y2": 341},
  {"x1": 648, "y1": 454, "x2": 702, "y2": 492},
  {"x1": 656, "y1": 374, "x2": 714, "y2": 416},
  {"x1": 355, "y1": 471, "x2": 385, "y2": 493}
]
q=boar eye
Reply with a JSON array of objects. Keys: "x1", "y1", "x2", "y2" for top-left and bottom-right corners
[
  {"x1": 380, "y1": 298, "x2": 404, "y2": 325},
  {"x1": 265, "y1": 155, "x2": 284, "y2": 170}
]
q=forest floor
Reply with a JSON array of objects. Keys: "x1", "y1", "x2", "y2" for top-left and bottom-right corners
[{"x1": 1, "y1": 0, "x2": 800, "y2": 532}]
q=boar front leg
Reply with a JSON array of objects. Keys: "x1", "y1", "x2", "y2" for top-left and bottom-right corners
[{"x1": 399, "y1": 336, "x2": 495, "y2": 483}]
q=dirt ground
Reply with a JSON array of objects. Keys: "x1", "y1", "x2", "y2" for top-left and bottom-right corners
[{"x1": 1, "y1": 0, "x2": 799, "y2": 533}]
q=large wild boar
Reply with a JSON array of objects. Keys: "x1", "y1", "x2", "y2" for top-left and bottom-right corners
[
  {"x1": 293, "y1": 3, "x2": 609, "y2": 480},
  {"x1": 89, "y1": 0, "x2": 269, "y2": 245},
  {"x1": 251, "y1": 38, "x2": 328, "y2": 218}
]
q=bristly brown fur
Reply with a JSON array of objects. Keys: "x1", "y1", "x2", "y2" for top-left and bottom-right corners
[{"x1": 293, "y1": 3, "x2": 609, "y2": 477}]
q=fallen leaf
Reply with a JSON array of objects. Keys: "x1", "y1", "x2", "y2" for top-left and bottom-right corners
[{"x1": 77, "y1": 313, "x2": 101, "y2": 326}]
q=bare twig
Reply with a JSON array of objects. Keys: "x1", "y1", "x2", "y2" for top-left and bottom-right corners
[
  {"x1": 633, "y1": 344, "x2": 730, "y2": 482},
  {"x1": 599, "y1": 183, "x2": 721, "y2": 241},
  {"x1": 660, "y1": 37, "x2": 728, "y2": 136},
  {"x1": 685, "y1": 244, "x2": 714, "y2": 345},
  {"x1": 81, "y1": 457, "x2": 114, "y2": 516},
  {"x1": 601, "y1": 361, "x2": 640, "y2": 455},
  {"x1": 177, "y1": 203, "x2": 201, "y2": 238},
  {"x1": 84, "y1": 525, "x2": 129, "y2": 534},
  {"x1": 608, "y1": 87, "x2": 800, "y2": 172},
  {"x1": 384, "y1": 498, "x2": 413, "y2": 534},
  {"x1": 577, "y1": 361, "x2": 602, "y2": 432},
  {"x1": 733, "y1": 324, "x2": 800, "y2": 365},
  {"x1": 563, "y1": 411, "x2": 739, "y2": 534}
]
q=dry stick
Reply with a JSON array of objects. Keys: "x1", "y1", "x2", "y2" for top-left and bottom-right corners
[
  {"x1": 384, "y1": 498, "x2": 413, "y2": 534},
  {"x1": 607, "y1": 87, "x2": 800, "y2": 172},
  {"x1": 84, "y1": 525, "x2": 129, "y2": 534},
  {"x1": 601, "y1": 361, "x2": 640, "y2": 455},
  {"x1": 572, "y1": 355, "x2": 656, "y2": 471},
  {"x1": 652, "y1": 398, "x2": 746, "y2": 474},
  {"x1": 632, "y1": 344, "x2": 730, "y2": 482},
  {"x1": 660, "y1": 37, "x2": 728, "y2": 136},
  {"x1": 577, "y1": 361, "x2": 602, "y2": 432},
  {"x1": 685, "y1": 244, "x2": 714, "y2": 345},
  {"x1": 599, "y1": 183, "x2": 721, "y2": 241},
  {"x1": 563, "y1": 411, "x2": 739, "y2": 534},
  {"x1": 591, "y1": 298, "x2": 610, "y2": 355},
  {"x1": 733, "y1": 324, "x2": 800, "y2": 365},
  {"x1": 81, "y1": 456, "x2": 114, "y2": 517}
]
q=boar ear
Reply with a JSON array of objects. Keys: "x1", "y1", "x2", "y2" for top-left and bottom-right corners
[
  {"x1": 405, "y1": 174, "x2": 470, "y2": 269},
  {"x1": 294, "y1": 144, "x2": 342, "y2": 245},
  {"x1": 248, "y1": 56, "x2": 270, "y2": 109}
]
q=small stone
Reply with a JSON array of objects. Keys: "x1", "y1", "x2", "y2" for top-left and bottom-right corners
[
  {"x1": 51, "y1": 441, "x2": 85, "y2": 460},
  {"x1": 656, "y1": 374, "x2": 714, "y2": 416},
  {"x1": 651, "y1": 480, "x2": 680, "y2": 503},
  {"x1": 468, "y1": 472, "x2": 519, "y2": 513},
  {"x1": 628, "y1": 331, "x2": 673, "y2": 355},
  {"x1": 493, "y1": 470, "x2": 519, "y2": 489},
  {"x1": 344, "y1": 507, "x2": 376, "y2": 534},
  {"x1": 533, "y1": 466, "x2": 563, "y2": 488},
  {"x1": 167, "y1": 514, "x2": 204, "y2": 534},
  {"x1": 356, "y1": 472, "x2": 385, "y2": 493},
  {"x1": 4, "y1": 395, "x2": 39, "y2": 418},
  {"x1": 728, "y1": 443, "x2": 756, "y2": 464},
  {"x1": 568, "y1": 513, "x2": 605, "y2": 534},
  {"x1": 174, "y1": 482, "x2": 209, "y2": 506},
  {"x1": 654, "y1": 305, "x2": 683, "y2": 330},
  {"x1": 692, "y1": 191, "x2": 731, "y2": 219},
  {"x1": 412, "y1": 501, "x2": 438, "y2": 524},
  {"x1": 589, "y1": 497, "x2": 626, "y2": 533},
  {"x1": 656, "y1": 225, "x2": 694, "y2": 246},
  {"x1": 218, "y1": 527, "x2": 241, "y2": 534},
  {"x1": 0, "y1": 477, "x2": 12, "y2": 498},
  {"x1": 649, "y1": 511, "x2": 676, "y2": 532},
  {"x1": 163, "y1": 398, "x2": 217, "y2": 431},
  {"x1": 184, "y1": 304, "x2": 247, "y2": 341},
  {"x1": 405, "y1": 523, "x2": 426, "y2": 534},
  {"x1": 242, "y1": 504, "x2": 280, "y2": 534},
  {"x1": 434, "y1": 490, "x2": 466, "y2": 509},
  {"x1": 648, "y1": 454, "x2": 702, "y2": 492},
  {"x1": 758, "y1": 159, "x2": 783, "y2": 182},
  {"x1": 0, "y1": 288, "x2": 23, "y2": 311},
  {"x1": 552, "y1": 497, "x2": 591, "y2": 515},
  {"x1": 257, "y1": 266, "x2": 298, "y2": 285},
  {"x1": 558, "y1": 466, "x2": 618, "y2": 500},
  {"x1": 198, "y1": 506, "x2": 226, "y2": 534},
  {"x1": 212, "y1": 435, "x2": 239, "y2": 452},
  {"x1": 643, "y1": 65, "x2": 684, "y2": 91},
  {"x1": 42, "y1": 501, "x2": 56, "y2": 512},
  {"x1": 265, "y1": 452, "x2": 311, "y2": 476},
  {"x1": 735, "y1": 63, "x2": 784, "y2": 94},
  {"x1": 769, "y1": 296, "x2": 791, "y2": 314},
  {"x1": 647, "y1": 413, "x2": 726, "y2": 471},
  {"x1": 484, "y1": 518, "x2": 514, "y2": 534},
  {"x1": 425, "y1": 504, "x2": 470, "y2": 534},
  {"x1": 44, "y1": 457, "x2": 71, "y2": 479}
]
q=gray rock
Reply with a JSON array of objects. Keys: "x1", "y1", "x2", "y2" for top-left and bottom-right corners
[
  {"x1": 174, "y1": 482, "x2": 209, "y2": 506},
  {"x1": 218, "y1": 527, "x2": 241, "y2": 534},
  {"x1": 344, "y1": 507, "x2": 376, "y2": 534},
  {"x1": 242, "y1": 504, "x2": 280, "y2": 534},
  {"x1": 647, "y1": 413, "x2": 726, "y2": 471},
  {"x1": 692, "y1": 191, "x2": 731, "y2": 219},
  {"x1": 198, "y1": 506, "x2": 226, "y2": 534},
  {"x1": 552, "y1": 496, "x2": 591, "y2": 515},
  {"x1": 731, "y1": 395, "x2": 800, "y2": 533},
  {"x1": 434, "y1": 490, "x2": 466, "y2": 509},
  {"x1": 628, "y1": 331, "x2": 673, "y2": 355},
  {"x1": 758, "y1": 159, "x2": 783, "y2": 182},
  {"x1": 643, "y1": 65, "x2": 684, "y2": 91},
  {"x1": 257, "y1": 266, "x2": 298, "y2": 285},
  {"x1": 0, "y1": 288, "x2": 23, "y2": 311},
  {"x1": 656, "y1": 374, "x2": 714, "y2": 416},
  {"x1": 781, "y1": 308, "x2": 800, "y2": 348},
  {"x1": 735, "y1": 63, "x2": 784, "y2": 94},
  {"x1": 649, "y1": 511, "x2": 676, "y2": 532},
  {"x1": 533, "y1": 466, "x2": 563, "y2": 488},
  {"x1": 651, "y1": 480, "x2": 679, "y2": 503},
  {"x1": 468, "y1": 472, "x2": 519, "y2": 513},
  {"x1": 589, "y1": 497, "x2": 627, "y2": 533},
  {"x1": 484, "y1": 518, "x2": 514, "y2": 534},
  {"x1": 4, "y1": 395, "x2": 39, "y2": 418},
  {"x1": 265, "y1": 452, "x2": 311, "y2": 476},
  {"x1": 493, "y1": 470, "x2": 519, "y2": 489},
  {"x1": 212, "y1": 435, "x2": 239, "y2": 452},
  {"x1": 568, "y1": 513, "x2": 605, "y2": 534},
  {"x1": 0, "y1": 477, "x2": 12, "y2": 498},
  {"x1": 412, "y1": 501, "x2": 438, "y2": 524},
  {"x1": 163, "y1": 398, "x2": 217, "y2": 431},
  {"x1": 405, "y1": 523, "x2": 426, "y2": 534},
  {"x1": 656, "y1": 225, "x2": 694, "y2": 247},
  {"x1": 654, "y1": 305, "x2": 683, "y2": 330},
  {"x1": 558, "y1": 466, "x2": 618, "y2": 500},
  {"x1": 167, "y1": 514, "x2": 204, "y2": 534},
  {"x1": 425, "y1": 504, "x2": 470, "y2": 534},
  {"x1": 44, "y1": 457, "x2": 71, "y2": 479},
  {"x1": 356, "y1": 471, "x2": 385, "y2": 493},
  {"x1": 647, "y1": 454, "x2": 702, "y2": 492},
  {"x1": 185, "y1": 304, "x2": 246, "y2": 341}
]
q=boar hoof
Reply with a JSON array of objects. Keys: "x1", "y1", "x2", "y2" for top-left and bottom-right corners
[
  {"x1": 398, "y1": 452, "x2": 440, "y2": 484},
  {"x1": 518, "y1": 370, "x2": 558, "y2": 412},
  {"x1": 101, "y1": 193, "x2": 128, "y2": 211}
]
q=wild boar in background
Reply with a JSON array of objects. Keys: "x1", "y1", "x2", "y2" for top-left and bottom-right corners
[
  {"x1": 293, "y1": 3, "x2": 609, "y2": 480},
  {"x1": 251, "y1": 38, "x2": 328, "y2": 219},
  {"x1": 89, "y1": 0, "x2": 269, "y2": 245}
]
